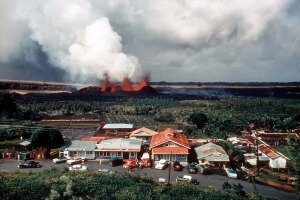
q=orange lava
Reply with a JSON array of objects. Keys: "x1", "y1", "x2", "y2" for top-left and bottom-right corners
[{"x1": 101, "y1": 75, "x2": 149, "y2": 92}]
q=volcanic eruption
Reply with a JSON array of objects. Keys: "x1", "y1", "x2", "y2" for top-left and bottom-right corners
[{"x1": 101, "y1": 75, "x2": 151, "y2": 93}]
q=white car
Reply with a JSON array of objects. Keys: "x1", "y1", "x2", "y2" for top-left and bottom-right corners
[
  {"x1": 155, "y1": 159, "x2": 169, "y2": 170},
  {"x1": 68, "y1": 164, "x2": 87, "y2": 171},
  {"x1": 225, "y1": 168, "x2": 238, "y2": 178},
  {"x1": 66, "y1": 157, "x2": 86, "y2": 165},
  {"x1": 53, "y1": 156, "x2": 69, "y2": 164}
]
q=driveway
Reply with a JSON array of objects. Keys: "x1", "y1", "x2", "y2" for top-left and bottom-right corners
[{"x1": 0, "y1": 158, "x2": 299, "y2": 200}]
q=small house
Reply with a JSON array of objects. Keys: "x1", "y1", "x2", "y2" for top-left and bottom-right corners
[
  {"x1": 194, "y1": 143, "x2": 229, "y2": 167},
  {"x1": 129, "y1": 127, "x2": 157, "y2": 140},
  {"x1": 60, "y1": 140, "x2": 97, "y2": 159},
  {"x1": 258, "y1": 144, "x2": 289, "y2": 169},
  {"x1": 95, "y1": 123, "x2": 134, "y2": 138}
]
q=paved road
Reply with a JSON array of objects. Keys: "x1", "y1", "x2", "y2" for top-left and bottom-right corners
[{"x1": 0, "y1": 158, "x2": 299, "y2": 200}]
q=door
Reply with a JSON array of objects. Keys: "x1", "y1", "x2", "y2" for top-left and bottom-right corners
[{"x1": 123, "y1": 152, "x2": 129, "y2": 159}]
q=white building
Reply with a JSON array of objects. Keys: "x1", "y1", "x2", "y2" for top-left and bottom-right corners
[
  {"x1": 258, "y1": 143, "x2": 289, "y2": 169},
  {"x1": 95, "y1": 138, "x2": 142, "y2": 160},
  {"x1": 60, "y1": 140, "x2": 97, "y2": 159}
]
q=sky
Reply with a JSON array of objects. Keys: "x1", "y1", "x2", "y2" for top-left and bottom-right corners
[{"x1": 0, "y1": 0, "x2": 299, "y2": 84}]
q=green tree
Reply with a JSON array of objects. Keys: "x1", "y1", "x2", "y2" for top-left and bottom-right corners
[
  {"x1": 0, "y1": 93, "x2": 17, "y2": 118},
  {"x1": 154, "y1": 112, "x2": 174, "y2": 122},
  {"x1": 188, "y1": 112, "x2": 208, "y2": 129},
  {"x1": 288, "y1": 134, "x2": 300, "y2": 193},
  {"x1": 30, "y1": 126, "x2": 64, "y2": 157}
]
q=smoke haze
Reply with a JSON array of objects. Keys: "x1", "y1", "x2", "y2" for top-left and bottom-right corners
[{"x1": 0, "y1": 0, "x2": 299, "y2": 83}]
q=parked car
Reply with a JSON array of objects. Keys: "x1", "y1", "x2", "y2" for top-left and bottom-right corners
[
  {"x1": 187, "y1": 163, "x2": 206, "y2": 174},
  {"x1": 187, "y1": 164, "x2": 198, "y2": 174},
  {"x1": 69, "y1": 164, "x2": 87, "y2": 171},
  {"x1": 123, "y1": 159, "x2": 138, "y2": 169},
  {"x1": 98, "y1": 168, "x2": 115, "y2": 175},
  {"x1": 225, "y1": 168, "x2": 238, "y2": 178},
  {"x1": 139, "y1": 152, "x2": 151, "y2": 168},
  {"x1": 155, "y1": 159, "x2": 169, "y2": 170},
  {"x1": 53, "y1": 156, "x2": 68, "y2": 164},
  {"x1": 173, "y1": 161, "x2": 183, "y2": 171},
  {"x1": 108, "y1": 157, "x2": 124, "y2": 167},
  {"x1": 18, "y1": 161, "x2": 41, "y2": 168},
  {"x1": 67, "y1": 157, "x2": 86, "y2": 165},
  {"x1": 176, "y1": 175, "x2": 199, "y2": 185}
]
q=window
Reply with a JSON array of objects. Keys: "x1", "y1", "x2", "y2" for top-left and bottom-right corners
[
  {"x1": 118, "y1": 152, "x2": 122, "y2": 157},
  {"x1": 165, "y1": 142, "x2": 175, "y2": 147},
  {"x1": 100, "y1": 152, "x2": 111, "y2": 157},
  {"x1": 177, "y1": 155, "x2": 185, "y2": 158},
  {"x1": 86, "y1": 151, "x2": 92, "y2": 155},
  {"x1": 130, "y1": 152, "x2": 135, "y2": 157}
]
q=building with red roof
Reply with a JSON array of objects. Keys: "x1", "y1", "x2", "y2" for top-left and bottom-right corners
[
  {"x1": 150, "y1": 128, "x2": 190, "y2": 164},
  {"x1": 258, "y1": 143, "x2": 289, "y2": 169}
]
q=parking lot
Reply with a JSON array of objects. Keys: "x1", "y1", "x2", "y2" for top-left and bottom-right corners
[{"x1": 0, "y1": 158, "x2": 299, "y2": 200}]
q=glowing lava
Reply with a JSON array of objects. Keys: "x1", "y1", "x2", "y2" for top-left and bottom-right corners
[{"x1": 101, "y1": 75, "x2": 149, "y2": 93}]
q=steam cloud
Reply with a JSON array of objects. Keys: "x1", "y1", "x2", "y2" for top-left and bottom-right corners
[
  {"x1": 0, "y1": 0, "x2": 141, "y2": 83},
  {"x1": 0, "y1": 0, "x2": 299, "y2": 82}
]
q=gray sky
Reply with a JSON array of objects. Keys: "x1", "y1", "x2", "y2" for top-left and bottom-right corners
[{"x1": 0, "y1": 0, "x2": 299, "y2": 83}]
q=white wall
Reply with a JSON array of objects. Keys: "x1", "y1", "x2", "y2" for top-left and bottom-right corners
[
  {"x1": 269, "y1": 157, "x2": 286, "y2": 169},
  {"x1": 64, "y1": 150, "x2": 95, "y2": 159}
]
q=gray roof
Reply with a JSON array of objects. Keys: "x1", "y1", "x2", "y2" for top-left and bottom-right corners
[
  {"x1": 195, "y1": 143, "x2": 229, "y2": 162},
  {"x1": 62, "y1": 140, "x2": 97, "y2": 151},
  {"x1": 96, "y1": 138, "x2": 142, "y2": 151},
  {"x1": 103, "y1": 123, "x2": 133, "y2": 129}
]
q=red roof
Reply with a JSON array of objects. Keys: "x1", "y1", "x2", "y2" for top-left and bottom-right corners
[
  {"x1": 258, "y1": 145, "x2": 280, "y2": 159},
  {"x1": 81, "y1": 137, "x2": 108, "y2": 143},
  {"x1": 150, "y1": 128, "x2": 190, "y2": 149},
  {"x1": 152, "y1": 146, "x2": 189, "y2": 154}
]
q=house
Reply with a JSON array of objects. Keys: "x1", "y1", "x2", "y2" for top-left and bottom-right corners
[
  {"x1": 150, "y1": 128, "x2": 190, "y2": 165},
  {"x1": 252, "y1": 130, "x2": 288, "y2": 145},
  {"x1": 129, "y1": 127, "x2": 157, "y2": 140},
  {"x1": 60, "y1": 140, "x2": 97, "y2": 159},
  {"x1": 258, "y1": 143, "x2": 289, "y2": 169},
  {"x1": 194, "y1": 143, "x2": 230, "y2": 167},
  {"x1": 95, "y1": 123, "x2": 134, "y2": 138},
  {"x1": 95, "y1": 138, "x2": 142, "y2": 160}
]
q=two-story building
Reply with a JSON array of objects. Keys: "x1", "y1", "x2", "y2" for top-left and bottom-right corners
[{"x1": 150, "y1": 128, "x2": 190, "y2": 165}]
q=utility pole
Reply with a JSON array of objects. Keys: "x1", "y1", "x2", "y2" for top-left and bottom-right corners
[
  {"x1": 167, "y1": 151, "x2": 172, "y2": 186},
  {"x1": 255, "y1": 138, "x2": 259, "y2": 176}
]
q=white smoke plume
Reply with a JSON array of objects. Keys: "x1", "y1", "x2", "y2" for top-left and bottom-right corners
[{"x1": 1, "y1": 0, "x2": 141, "y2": 83}]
